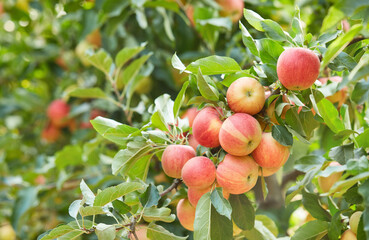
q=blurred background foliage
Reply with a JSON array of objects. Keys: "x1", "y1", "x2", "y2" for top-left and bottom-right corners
[{"x1": 0, "y1": 0, "x2": 368, "y2": 239}]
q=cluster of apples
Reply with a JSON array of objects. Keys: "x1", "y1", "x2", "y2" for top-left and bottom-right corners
[{"x1": 163, "y1": 47, "x2": 323, "y2": 230}]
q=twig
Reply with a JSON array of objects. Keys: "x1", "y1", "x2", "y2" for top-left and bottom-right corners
[
  {"x1": 281, "y1": 170, "x2": 303, "y2": 189},
  {"x1": 160, "y1": 179, "x2": 183, "y2": 197},
  {"x1": 129, "y1": 216, "x2": 139, "y2": 240}
]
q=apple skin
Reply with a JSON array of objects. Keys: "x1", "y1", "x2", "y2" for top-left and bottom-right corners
[
  {"x1": 277, "y1": 48, "x2": 320, "y2": 90},
  {"x1": 182, "y1": 156, "x2": 216, "y2": 189},
  {"x1": 266, "y1": 95, "x2": 290, "y2": 124},
  {"x1": 192, "y1": 107, "x2": 223, "y2": 148},
  {"x1": 318, "y1": 161, "x2": 343, "y2": 193},
  {"x1": 219, "y1": 113, "x2": 262, "y2": 156},
  {"x1": 318, "y1": 76, "x2": 347, "y2": 107},
  {"x1": 181, "y1": 108, "x2": 199, "y2": 128},
  {"x1": 0, "y1": 223, "x2": 16, "y2": 240},
  {"x1": 216, "y1": 0, "x2": 244, "y2": 23},
  {"x1": 349, "y1": 211, "x2": 362, "y2": 235},
  {"x1": 161, "y1": 145, "x2": 196, "y2": 178},
  {"x1": 341, "y1": 229, "x2": 357, "y2": 240},
  {"x1": 188, "y1": 134, "x2": 200, "y2": 151},
  {"x1": 188, "y1": 186, "x2": 229, "y2": 207},
  {"x1": 251, "y1": 132, "x2": 290, "y2": 169},
  {"x1": 216, "y1": 154, "x2": 259, "y2": 194},
  {"x1": 226, "y1": 77, "x2": 265, "y2": 115},
  {"x1": 47, "y1": 100, "x2": 70, "y2": 127},
  {"x1": 41, "y1": 123, "x2": 61, "y2": 143},
  {"x1": 176, "y1": 199, "x2": 196, "y2": 231},
  {"x1": 258, "y1": 165, "x2": 282, "y2": 177}
]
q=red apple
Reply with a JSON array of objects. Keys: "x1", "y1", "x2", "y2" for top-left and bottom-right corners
[
  {"x1": 216, "y1": 154, "x2": 259, "y2": 194},
  {"x1": 251, "y1": 132, "x2": 290, "y2": 168},
  {"x1": 182, "y1": 156, "x2": 216, "y2": 189},
  {"x1": 47, "y1": 100, "x2": 70, "y2": 127},
  {"x1": 219, "y1": 113, "x2": 262, "y2": 156},
  {"x1": 161, "y1": 145, "x2": 196, "y2": 178},
  {"x1": 188, "y1": 186, "x2": 229, "y2": 207},
  {"x1": 188, "y1": 134, "x2": 200, "y2": 151},
  {"x1": 277, "y1": 48, "x2": 320, "y2": 90},
  {"x1": 176, "y1": 199, "x2": 196, "y2": 231},
  {"x1": 216, "y1": 0, "x2": 244, "y2": 23},
  {"x1": 41, "y1": 123, "x2": 61, "y2": 143},
  {"x1": 318, "y1": 161, "x2": 343, "y2": 193},
  {"x1": 192, "y1": 107, "x2": 223, "y2": 148},
  {"x1": 226, "y1": 77, "x2": 265, "y2": 115}
]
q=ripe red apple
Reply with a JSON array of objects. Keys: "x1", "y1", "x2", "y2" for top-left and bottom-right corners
[
  {"x1": 266, "y1": 95, "x2": 290, "y2": 124},
  {"x1": 188, "y1": 134, "x2": 200, "y2": 151},
  {"x1": 182, "y1": 156, "x2": 216, "y2": 189},
  {"x1": 41, "y1": 123, "x2": 61, "y2": 143},
  {"x1": 277, "y1": 48, "x2": 320, "y2": 90},
  {"x1": 341, "y1": 229, "x2": 357, "y2": 240},
  {"x1": 259, "y1": 165, "x2": 282, "y2": 177},
  {"x1": 349, "y1": 211, "x2": 362, "y2": 235},
  {"x1": 187, "y1": 186, "x2": 229, "y2": 207},
  {"x1": 318, "y1": 76, "x2": 347, "y2": 107},
  {"x1": 47, "y1": 100, "x2": 70, "y2": 127},
  {"x1": 226, "y1": 77, "x2": 265, "y2": 115},
  {"x1": 192, "y1": 107, "x2": 223, "y2": 148},
  {"x1": 219, "y1": 113, "x2": 262, "y2": 156},
  {"x1": 176, "y1": 199, "x2": 196, "y2": 231},
  {"x1": 251, "y1": 132, "x2": 290, "y2": 168},
  {"x1": 216, "y1": 0, "x2": 244, "y2": 23},
  {"x1": 318, "y1": 161, "x2": 343, "y2": 193},
  {"x1": 181, "y1": 108, "x2": 199, "y2": 128},
  {"x1": 216, "y1": 154, "x2": 259, "y2": 194},
  {"x1": 161, "y1": 145, "x2": 196, "y2": 178}
]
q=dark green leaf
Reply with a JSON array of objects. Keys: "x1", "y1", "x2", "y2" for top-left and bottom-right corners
[
  {"x1": 210, "y1": 205, "x2": 233, "y2": 240},
  {"x1": 256, "y1": 39, "x2": 284, "y2": 64},
  {"x1": 291, "y1": 220, "x2": 329, "y2": 240},
  {"x1": 302, "y1": 189, "x2": 331, "y2": 222},
  {"x1": 229, "y1": 194, "x2": 254, "y2": 230},
  {"x1": 112, "y1": 200, "x2": 131, "y2": 215},
  {"x1": 328, "y1": 143, "x2": 354, "y2": 164},
  {"x1": 210, "y1": 188, "x2": 232, "y2": 220},
  {"x1": 115, "y1": 44, "x2": 146, "y2": 69},
  {"x1": 140, "y1": 183, "x2": 160, "y2": 208},
  {"x1": 328, "y1": 211, "x2": 342, "y2": 240},
  {"x1": 295, "y1": 155, "x2": 325, "y2": 173},
  {"x1": 351, "y1": 80, "x2": 369, "y2": 104},
  {"x1": 343, "y1": 186, "x2": 363, "y2": 204},
  {"x1": 346, "y1": 156, "x2": 369, "y2": 175},
  {"x1": 272, "y1": 125, "x2": 293, "y2": 146}
]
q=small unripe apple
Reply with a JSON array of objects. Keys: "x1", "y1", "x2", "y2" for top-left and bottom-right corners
[
  {"x1": 252, "y1": 132, "x2": 290, "y2": 169},
  {"x1": 318, "y1": 161, "x2": 343, "y2": 193},
  {"x1": 226, "y1": 77, "x2": 265, "y2": 115},
  {"x1": 181, "y1": 108, "x2": 199, "y2": 128},
  {"x1": 341, "y1": 229, "x2": 357, "y2": 240},
  {"x1": 41, "y1": 123, "x2": 61, "y2": 143},
  {"x1": 349, "y1": 211, "x2": 362, "y2": 235},
  {"x1": 161, "y1": 145, "x2": 196, "y2": 178},
  {"x1": 219, "y1": 113, "x2": 262, "y2": 156},
  {"x1": 216, "y1": 0, "x2": 244, "y2": 23},
  {"x1": 182, "y1": 156, "x2": 216, "y2": 189},
  {"x1": 192, "y1": 107, "x2": 223, "y2": 148},
  {"x1": 47, "y1": 100, "x2": 70, "y2": 127},
  {"x1": 176, "y1": 199, "x2": 196, "y2": 231},
  {"x1": 277, "y1": 48, "x2": 320, "y2": 90},
  {"x1": 216, "y1": 154, "x2": 259, "y2": 194}
]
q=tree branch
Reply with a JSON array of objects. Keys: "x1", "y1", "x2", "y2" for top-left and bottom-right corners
[
  {"x1": 281, "y1": 170, "x2": 303, "y2": 189},
  {"x1": 160, "y1": 179, "x2": 182, "y2": 197}
]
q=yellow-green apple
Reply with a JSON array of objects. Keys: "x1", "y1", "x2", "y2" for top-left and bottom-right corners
[
  {"x1": 187, "y1": 185, "x2": 229, "y2": 207},
  {"x1": 161, "y1": 145, "x2": 196, "y2": 178},
  {"x1": 219, "y1": 113, "x2": 262, "y2": 156},
  {"x1": 41, "y1": 123, "x2": 61, "y2": 143},
  {"x1": 181, "y1": 107, "x2": 199, "y2": 128},
  {"x1": 277, "y1": 48, "x2": 320, "y2": 90},
  {"x1": 318, "y1": 76, "x2": 347, "y2": 107},
  {"x1": 251, "y1": 132, "x2": 290, "y2": 168},
  {"x1": 182, "y1": 156, "x2": 216, "y2": 189},
  {"x1": 318, "y1": 161, "x2": 343, "y2": 193},
  {"x1": 216, "y1": 0, "x2": 244, "y2": 23},
  {"x1": 176, "y1": 198, "x2": 196, "y2": 231},
  {"x1": 216, "y1": 154, "x2": 259, "y2": 194},
  {"x1": 47, "y1": 100, "x2": 70, "y2": 127},
  {"x1": 0, "y1": 223, "x2": 16, "y2": 240},
  {"x1": 226, "y1": 77, "x2": 265, "y2": 115},
  {"x1": 192, "y1": 107, "x2": 223, "y2": 148},
  {"x1": 266, "y1": 95, "x2": 290, "y2": 124},
  {"x1": 349, "y1": 211, "x2": 362, "y2": 234},
  {"x1": 341, "y1": 229, "x2": 357, "y2": 240}
]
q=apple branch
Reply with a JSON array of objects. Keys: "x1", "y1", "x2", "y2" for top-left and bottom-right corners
[{"x1": 160, "y1": 178, "x2": 183, "y2": 197}]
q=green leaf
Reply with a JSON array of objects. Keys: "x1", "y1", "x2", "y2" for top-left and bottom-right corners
[
  {"x1": 329, "y1": 172, "x2": 369, "y2": 197},
  {"x1": 356, "y1": 129, "x2": 369, "y2": 148},
  {"x1": 210, "y1": 205, "x2": 233, "y2": 240},
  {"x1": 256, "y1": 39, "x2": 284, "y2": 64},
  {"x1": 286, "y1": 168, "x2": 320, "y2": 204},
  {"x1": 272, "y1": 125, "x2": 293, "y2": 146},
  {"x1": 229, "y1": 194, "x2": 255, "y2": 230},
  {"x1": 239, "y1": 22, "x2": 259, "y2": 57},
  {"x1": 143, "y1": 207, "x2": 176, "y2": 223},
  {"x1": 295, "y1": 155, "x2": 325, "y2": 173},
  {"x1": 112, "y1": 200, "x2": 131, "y2": 215},
  {"x1": 197, "y1": 70, "x2": 219, "y2": 101},
  {"x1": 329, "y1": 143, "x2": 354, "y2": 165},
  {"x1": 194, "y1": 192, "x2": 212, "y2": 240},
  {"x1": 140, "y1": 183, "x2": 160, "y2": 208},
  {"x1": 210, "y1": 188, "x2": 232, "y2": 220},
  {"x1": 144, "y1": 1, "x2": 180, "y2": 12},
  {"x1": 95, "y1": 223, "x2": 115, "y2": 240},
  {"x1": 328, "y1": 211, "x2": 342, "y2": 240},
  {"x1": 291, "y1": 220, "x2": 329, "y2": 240},
  {"x1": 321, "y1": 24, "x2": 363, "y2": 69},
  {"x1": 351, "y1": 80, "x2": 369, "y2": 104},
  {"x1": 343, "y1": 186, "x2": 363, "y2": 204},
  {"x1": 69, "y1": 88, "x2": 107, "y2": 99},
  {"x1": 358, "y1": 179, "x2": 369, "y2": 238},
  {"x1": 39, "y1": 224, "x2": 84, "y2": 240},
  {"x1": 243, "y1": 9, "x2": 264, "y2": 31},
  {"x1": 301, "y1": 189, "x2": 331, "y2": 222},
  {"x1": 79, "y1": 206, "x2": 105, "y2": 217},
  {"x1": 87, "y1": 49, "x2": 114, "y2": 75},
  {"x1": 346, "y1": 156, "x2": 369, "y2": 175},
  {"x1": 186, "y1": 56, "x2": 241, "y2": 75},
  {"x1": 261, "y1": 19, "x2": 287, "y2": 41},
  {"x1": 255, "y1": 215, "x2": 279, "y2": 237},
  {"x1": 317, "y1": 99, "x2": 345, "y2": 133},
  {"x1": 55, "y1": 145, "x2": 83, "y2": 169},
  {"x1": 94, "y1": 181, "x2": 145, "y2": 206},
  {"x1": 171, "y1": 53, "x2": 187, "y2": 72},
  {"x1": 243, "y1": 220, "x2": 277, "y2": 240},
  {"x1": 173, "y1": 81, "x2": 189, "y2": 119},
  {"x1": 147, "y1": 222, "x2": 188, "y2": 240},
  {"x1": 12, "y1": 187, "x2": 38, "y2": 231},
  {"x1": 321, "y1": 7, "x2": 345, "y2": 32},
  {"x1": 115, "y1": 44, "x2": 146, "y2": 70}
]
